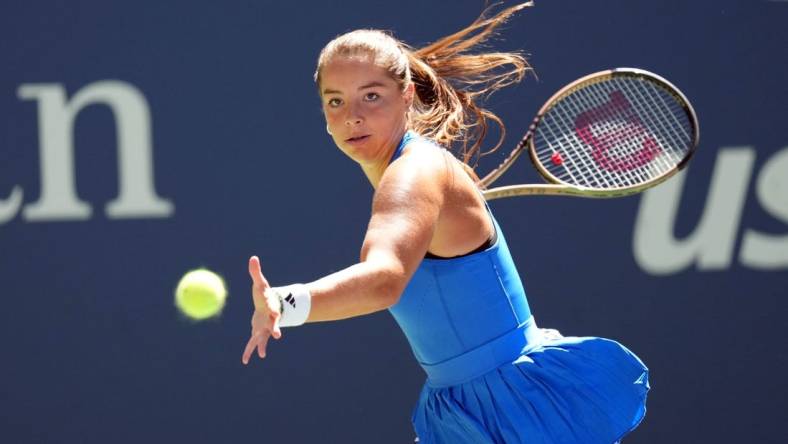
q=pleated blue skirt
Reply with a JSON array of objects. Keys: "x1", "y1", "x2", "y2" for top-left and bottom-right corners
[{"x1": 412, "y1": 333, "x2": 649, "y2": 444}]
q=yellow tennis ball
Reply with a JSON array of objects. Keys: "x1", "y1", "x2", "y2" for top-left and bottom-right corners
[{"x1": 175, "y1": 269, "x2": 227, "y2": 320}]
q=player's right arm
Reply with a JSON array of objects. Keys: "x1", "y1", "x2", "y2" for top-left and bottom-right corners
[
  {"x1": 305, "y1": 146, "x2": 448, "y2": 319},
  {"x1": 242, "y1": 146, "x2": 448, "y2": 364}
]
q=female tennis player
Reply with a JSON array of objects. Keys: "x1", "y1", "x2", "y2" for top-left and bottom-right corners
[{"x1": 242, "y1": 3, "x2": 649, "y2": 443}]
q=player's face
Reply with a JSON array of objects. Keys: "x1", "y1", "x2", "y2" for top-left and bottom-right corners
[{"x1": 320, "y1": 55, "x2": 413, "y2": 166}]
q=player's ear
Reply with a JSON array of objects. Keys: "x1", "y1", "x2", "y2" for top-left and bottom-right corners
[{"x1": 403, "y1": 83, "x2": 415, "y2": 108}]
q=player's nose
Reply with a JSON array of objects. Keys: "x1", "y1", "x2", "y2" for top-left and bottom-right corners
[{"x1": 344, "y1": 103, "x2": 363, "y2": 126}]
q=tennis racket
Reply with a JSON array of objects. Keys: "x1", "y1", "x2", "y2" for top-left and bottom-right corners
[{"x1": 479, "y1": 68, "x2": 699, "y2": 200}]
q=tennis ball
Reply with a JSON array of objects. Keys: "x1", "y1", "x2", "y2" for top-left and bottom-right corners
[{"x1": 175, "y1": 268, "x2": 227, "y2": 320}]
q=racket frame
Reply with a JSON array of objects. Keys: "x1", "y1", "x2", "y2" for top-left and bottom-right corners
[{"x1": 480, "y1": 68, "x2": 700, "y2": 200}]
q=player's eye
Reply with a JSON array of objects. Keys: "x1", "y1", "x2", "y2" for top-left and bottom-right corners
[
  {"x1": 364, "y1": 92, "x2": 380, "y2": 102},
  {"x1": 327, "y1": 97, "x2": 343, "y2": 107}
]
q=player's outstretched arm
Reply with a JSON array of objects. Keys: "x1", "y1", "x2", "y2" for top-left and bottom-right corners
[
  {"x1": 241, "y1": 146, "x2": 448, "y2": 364},
  {"x1": 307, "y1": 148, "x2": 446, "y2": 320}
]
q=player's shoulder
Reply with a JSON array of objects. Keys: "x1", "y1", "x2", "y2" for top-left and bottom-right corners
[
  {"x1": 381, "y1": 137, "x2": 451, "y2": 192},
  {"x1": 393, "y1": 135, "x2": 450, "y2": 171}
]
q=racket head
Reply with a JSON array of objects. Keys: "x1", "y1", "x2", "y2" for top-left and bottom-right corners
[{"x1": 527, "y1": 68, "x2": 699, "y2": 197}]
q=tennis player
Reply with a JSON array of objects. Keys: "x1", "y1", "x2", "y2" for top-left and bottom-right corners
[{"x1": 242, "y1": 3, "x2": 649, "y2": 443}]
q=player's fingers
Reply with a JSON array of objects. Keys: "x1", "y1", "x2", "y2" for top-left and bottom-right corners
[
  {"x1": 242, "y1": 333, "x2": 261, "y2": 365},
  {"x1": 251, "y1": 284, "x2": 265, "y2": 310},
  {"x1": 247, "y1": 256, "x2": 260, "y2": 285},
  {"x1": 264, "y1": 294, "x2": 283, "y2": 339},
  {"x1": 257, "y1": 331, "x2": 271, "y2": 358},
  {"x1": 247, "y1": 256, "x2": 270, "y2": 289},
  {"x1": 248, "y1": 257, "x2": 270, "y2": 311},
  {"x1": 270, "y1": 312, "x2": 282, "y2": 339}
]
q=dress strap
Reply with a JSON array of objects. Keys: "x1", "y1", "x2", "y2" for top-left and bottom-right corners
[{"x1": 389, "y1": 130, "x2": 417, "y2": 164}]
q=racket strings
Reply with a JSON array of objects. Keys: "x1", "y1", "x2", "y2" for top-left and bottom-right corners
[
  {"x1": 563, "y1": 80, "x2": 664, "y2": 187},
  {"x1": 541, "y1": 91, "x2": 627, "y2": 188},
  {"x1": 586, "y1": 80, "x2": 662, "y2": 186},
  {"x1": 587, "y1": 78, "x2": 686, "y2": 185},
  {"x1": 540, "y1": 95, "x2": 615, "y2": 188},
  {"x1": 535, "y1": 120, "x2": 588, "y2": 187},
  {"x1": 533, "y1": 75, "x2": 694, "y2": 190},
  {"x1": 536, "y1": 104, "x2": 592, "y2": 185},
  {"x1": 618, "y1": 78, "x2": 689, "y2": 167},
  {"x1": 540, "y1": 97, "x2": 622, "y2": 188}
]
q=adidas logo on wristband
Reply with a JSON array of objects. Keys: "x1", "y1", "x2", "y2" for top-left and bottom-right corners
[{"x1": 275, "y1": 284, "x2": 312, "y2": 327}]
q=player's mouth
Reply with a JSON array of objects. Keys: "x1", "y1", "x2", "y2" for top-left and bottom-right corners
[{"x1": 346, "y1": 134, "x2": 370, "y2": 145}]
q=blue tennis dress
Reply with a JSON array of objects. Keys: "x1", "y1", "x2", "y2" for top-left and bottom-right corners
[{"x1": 388, "y1": 131, "x2": 649, "y2": 443}]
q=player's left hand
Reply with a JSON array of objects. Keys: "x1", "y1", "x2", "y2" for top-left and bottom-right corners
[{"x1": 242, "y1": 256, "x2": 283, "y2": 364}]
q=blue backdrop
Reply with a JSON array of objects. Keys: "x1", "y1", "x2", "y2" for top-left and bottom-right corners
[{"x1": 1, "y1": 1, "x2": 786, "y2": 443}]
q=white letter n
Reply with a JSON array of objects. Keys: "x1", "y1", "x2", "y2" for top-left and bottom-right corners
[{"x1": 18, "y1": 81, "x2": 173, "y2": 221}]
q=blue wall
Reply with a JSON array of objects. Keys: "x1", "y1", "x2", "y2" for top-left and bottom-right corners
[{"x1": 1, "y1": 1, "x2": 786, "y2": 442}]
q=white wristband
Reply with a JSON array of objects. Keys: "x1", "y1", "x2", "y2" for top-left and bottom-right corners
[{"x1": 274, "y1": 284, "x2": 312, "y2": 327}]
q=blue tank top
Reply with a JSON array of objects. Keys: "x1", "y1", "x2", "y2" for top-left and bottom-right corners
[{"x1": 387, "y1": 131, "x2": 539, "y2": 387}]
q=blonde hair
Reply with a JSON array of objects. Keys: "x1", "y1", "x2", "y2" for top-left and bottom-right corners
[{"x1": 315, "y1": 2, "x2": 532, "y2": 169}]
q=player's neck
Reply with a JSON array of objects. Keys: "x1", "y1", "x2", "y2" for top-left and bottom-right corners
[
  {"x1": 360, "y1": 129, "x2": 407, "y2": 188},
  {"x1": 361, "y1": 163, "x2": 387, "y2": 189}
]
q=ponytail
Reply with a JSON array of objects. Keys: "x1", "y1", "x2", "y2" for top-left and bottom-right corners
[{"x1": 405, "y1": 2, "x2": 533, "y2": 167}]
